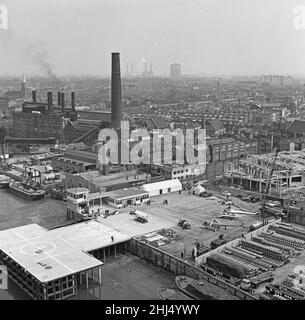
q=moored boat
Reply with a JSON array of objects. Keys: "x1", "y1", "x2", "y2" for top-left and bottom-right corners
[
  {"x1": 0, "y1": 175, "x2": 10, "y2": 189},
  {"x1": 158, "y1": 286, "x2": 193, "y2": 300},
  {"x1": 9, "y1": 181, "x2": 45, "y2": 200},
  {"x1": 175, "y1": 275, "x2": 238, "y2": 300}
]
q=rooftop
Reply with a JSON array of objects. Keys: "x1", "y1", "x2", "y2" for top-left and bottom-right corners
[
  {"x1": 106, "y1": 187, "x2": 149, "y2": 200},
  {"x1": 75, "y1": 170, "x2": 148, "y2": 188},
  {"x1": 0, "y1": 220, "x2": 130, "y2": 283}
]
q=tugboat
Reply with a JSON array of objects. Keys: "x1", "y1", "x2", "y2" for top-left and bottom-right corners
[
  {"x1": 9, "y1": 181, "x2": 45, "y2": 200},
  {"x1": 0, "y1": 175, "x2": 10, "y2": 189}
]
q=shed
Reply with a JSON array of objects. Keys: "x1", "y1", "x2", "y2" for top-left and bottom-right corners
[{"x1": 142, "y1": 179, "x2": 182, "y2": 197}]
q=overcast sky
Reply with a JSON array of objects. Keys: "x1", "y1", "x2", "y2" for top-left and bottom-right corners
[{"x1": 0, "y1": 0, "x2": 305, "y2": 77}]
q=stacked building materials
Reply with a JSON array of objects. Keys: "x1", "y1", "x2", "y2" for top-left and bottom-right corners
[
  {"x1": 269, "y1": 223, "x2": 305, "y2": 241},
  {"x1": 260, "y1": 231, "x2": 305, "y2": 252},
  {"x1": 251, "y1": 236, "x2": 296, "y2": 256},
  {"x1": 206, "y1": 252, "x2": 259, "y2": 279},
  {"x1": 240, "y1": 239, "x2": 289, "y2": 262},
  {"x1": 223, "y1": 247, "x2": 272, "y2": 272}
]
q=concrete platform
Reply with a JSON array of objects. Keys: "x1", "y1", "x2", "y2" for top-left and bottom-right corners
[
  {"x1": 0, "y1": 220, "x2": 132, "y2": 283},
  {"x1": 97, "y1": 211, "x2": 175, "y2": 237},
  {"x1": 127, "y1": 191, "x2": 259, "y2": 261}
]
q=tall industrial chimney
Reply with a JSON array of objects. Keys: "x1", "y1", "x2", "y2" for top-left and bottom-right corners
[
  {"x1": 57, "y1": 92, "x2": 61, "y2": 108},
  {"x1": 111, "y1": 52, "x2": 122, "y2": 129},
  {"x1": 47, "y1": 92, "x2": 53, "y2": 108},
  {"x1": 71, "y1": 91, "x2": 76, "y2": 112},
  {"x1": 32, "y1": 90, "x2": 37, "y2": 103},
  {"x1": 61, "y1": 92, "x2": 65, "y2": 115}
]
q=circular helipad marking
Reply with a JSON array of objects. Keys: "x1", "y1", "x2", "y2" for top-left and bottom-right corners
[{"x1": 20, "y1": 241, "x2": 56, "y2": 256}]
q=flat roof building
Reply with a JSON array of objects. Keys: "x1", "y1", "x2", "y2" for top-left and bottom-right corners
[{"x1": 170, "y1": 63, "x2": 181, "y2": 78}]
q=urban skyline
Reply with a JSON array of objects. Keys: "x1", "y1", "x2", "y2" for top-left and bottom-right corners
[{"x1": 0, "y1": 0, "x2": 305, "y2": 77}]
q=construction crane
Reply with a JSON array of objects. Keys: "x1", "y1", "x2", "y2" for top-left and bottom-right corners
[{"x1": 260, "y1": 145, "x2": 280, "y2": 220}]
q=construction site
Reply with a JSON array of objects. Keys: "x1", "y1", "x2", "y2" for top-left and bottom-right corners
[{"x1": 224, "y1": 149, "x2": 305, "y2": 201}]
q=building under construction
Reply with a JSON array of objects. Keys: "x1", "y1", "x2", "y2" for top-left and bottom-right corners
[
  {"x1": 0, "y1": 220, "x2": 132, "y2": 300},
  {"x1": 224, "y1": 150, "x2": 305, "y2": 199}
]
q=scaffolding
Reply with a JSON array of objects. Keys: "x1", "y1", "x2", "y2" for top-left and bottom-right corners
[{"x1": 224, "y1": 150, "x2": 305, "y2": 197}]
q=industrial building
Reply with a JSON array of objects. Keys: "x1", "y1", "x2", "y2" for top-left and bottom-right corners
[
  {"x1": 62, "y1": 170, "x2": 149, "y2": 192},
  {"x1": 4, "y1": 75, "x2": 26, "y2": 100},
  {"x1": 52, "y1": 149, "x2": 98, "y2": 173}
]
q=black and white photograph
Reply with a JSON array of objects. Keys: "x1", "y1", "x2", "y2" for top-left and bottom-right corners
[{"x1": 0, "y1": 0, "x2": 305, "y2": 309}]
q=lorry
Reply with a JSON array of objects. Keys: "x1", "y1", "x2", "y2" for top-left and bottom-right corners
[
  {"x1": 178, "y1": 218, "x2": 191, "y2": 229},
  {"x1": 134, "y1": 210, "x2": 149, "y2": 223},
  {"x1": 240, "y1": 271, "x2": 274, "y2": 291}
]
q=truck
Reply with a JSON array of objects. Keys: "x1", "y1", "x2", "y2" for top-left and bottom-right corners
[
  {"x1": 241, "y1": 271, "x2": 274, "y2": 291},
  {"x1": 178, "y1": 218, "x2": 191, "y2": 229},
  {"x1": 134, "y1": 210, "x2": 149, "y2": 223}
]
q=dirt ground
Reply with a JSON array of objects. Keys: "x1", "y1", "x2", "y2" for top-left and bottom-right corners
[{"x1": 72, "y1": 253, "x2": 176, "y2": 300}]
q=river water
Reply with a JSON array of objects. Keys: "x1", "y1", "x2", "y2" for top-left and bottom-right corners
[{"x1": 0, "y1": 189, "x2": 174, "y2": 300}]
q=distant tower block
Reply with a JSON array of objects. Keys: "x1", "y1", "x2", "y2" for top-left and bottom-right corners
[
  {"x1": 47, "y1": 92, "x2": 53, "y2": 108},
  {"x1": 22, "y1": 74, "x2": 26, "y2": 97},
  {"x1": 201, "y1": 115, "x2": 206, "y2": 130},
  {"x1": 57, "y1": 92, "x2": 61, "y2": 108},
  {"x1": 170, "y1": 63, "x2": 181, "y2": 78},
  {"x1": 111, "y1": 52, "x2": 122, "y2": 129}
]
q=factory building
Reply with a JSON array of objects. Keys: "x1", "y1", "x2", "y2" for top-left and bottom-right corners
[
  {"x1": 62, "y1": 170, "x2": 150, "y2": 192},
  {"x1": 4, "y1": 74, "x2": 26, "y2": 100},
  {"x1": 52, "y1": 149, "x2": 98, "y2": 173}
]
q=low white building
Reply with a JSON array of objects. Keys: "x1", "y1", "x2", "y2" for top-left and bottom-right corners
[
  {"x1": 106, "y1": 187, "x2": 150, "y2": 208},
  {"x1": 141, "y1": 179, "x2": 182, "y2": 197}
]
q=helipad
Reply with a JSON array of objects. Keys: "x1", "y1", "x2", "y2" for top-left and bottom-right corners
[{"x1": 0, "y1": 220, "x2": 130, "y2": 299}]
